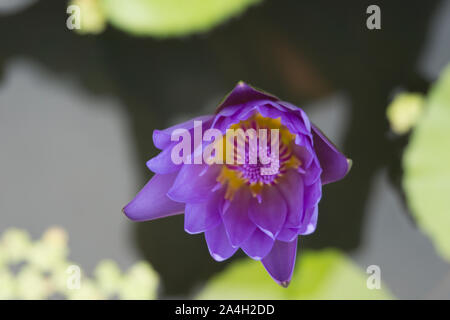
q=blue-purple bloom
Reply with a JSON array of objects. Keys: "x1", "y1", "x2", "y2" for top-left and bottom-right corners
[{"x1": 123, "y1": 82, "x2": 350, "y2": 287}]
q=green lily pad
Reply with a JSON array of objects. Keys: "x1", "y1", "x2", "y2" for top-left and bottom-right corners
[
  {"x1": 101, "y1": 0, "x2": 261, "y2": 37},
  {"x1": 197, "y1": 250, "x2": 393, "y2": 299},
  {"x1": 403, "y1": 64, "x2": 450, "y2": 262}
]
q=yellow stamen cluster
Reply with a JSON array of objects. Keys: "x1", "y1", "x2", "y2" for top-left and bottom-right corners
[{"x1": 215, "y1": 113, "x2": 301, "y2": 200}]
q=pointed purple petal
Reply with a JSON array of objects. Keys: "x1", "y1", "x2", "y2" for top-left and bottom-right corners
[
  {"x1": 123, "y1": 172, "x2": 184, "y2": 222},
  {"x1": 184, "y1": 188, "x2": 224, "y2": 234},
  {"x1": 167, "y1": 164, "x2": 221, "y2": 203},
  {"x1": 311, "y1": 124, "x2": 350, "y2": 185},
  {"x1": 261, "y1": 239, "x2": 298, "y2": 287},
  {"x1": 240, "y1": 228, "x2": 275, "y2": 260},
  {"x1": 222, "y1": 189, "x2": 256, "y2": 247},
  {"x1": 249, "y1": 186, "x2": 287, "y2": 239},
  {"x1": 215, "y1": 82, "x2": 278, "y2": 114},
  {"x1": 146, "y1": 146, "x2": 180, "y2": 174},
  {"x1": 205, "y1": 223, "x2": 238, "y2": 262}
]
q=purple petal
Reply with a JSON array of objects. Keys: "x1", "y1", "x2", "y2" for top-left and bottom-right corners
[
  {"x1": 222, "y1": 189, "x2": 256, "y2": 247},
  {"x1": 249, "y1": 186, "x2": 287, "y2": 239},
  {"x1": 123, "y1": 172, "x2": 184, "y2": 221},
  {"x1": 215, "y1": 82, "x2": 278, "y2": 114},
  {"x1": 153, "y1": 115, "x2": 214, "y2": 150},
  {"x1": 311, "y1": 124, "x2": 350, "y2": 185},
  {"x1": 276, "y1": 228, "x2": 300, "y2": 242},
  {"x1": 212, "y1": 103, "x2": 259, "y2": 133},
  {"x1": 146, "y1": 146, "x2": 180, "y2": 174},
  {"x1": 205, "y1": 223, "x2": 238, "y2": 262},
  {"x1": 257, "y1": 104, "x2": 286, "y2": 121},
  {"x1": 276, "y1": 170, "x2": 304, "y2": 229},
  {"x1": 278, "y1": 101, "x2": 312, "y2": 133},
  {"x1": 293, "y1": 145, "x2": 314, "y2": 169},
  {"x1": 262, "y1": 101, "x2": 312, "y2": 138},
  {"x1": 303, "y1": 157, "x2": 322, "y2": 186},
  {"x1": 184, "y1": 188, "x2": 224, "y2": 234},
  {"x1": 167, "y1": 164, "x2": 221, "y2": 203},
  {"x1": 304, "y1": 181, "x2": 322, "y2": 210},
  {"x1": 262, "y1": 239, "x2": 298, "y2": 287},
  {"x1": 298, "y1": 205, "x2": 318, "y2": 235},
  {"x1": 240, "y1": 228, "x2": 275, "y2": 260}
]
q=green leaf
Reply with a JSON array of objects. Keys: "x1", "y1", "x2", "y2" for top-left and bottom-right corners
[
  {"x1": 197, "y1": 250, "x2": 394, "y2": 299},
  {"x1": 403, "y1": 64, "x2": 450, "y2": 262},
  {"x1": 101, "y1": 0, "x2": 261, "y2": 37}
]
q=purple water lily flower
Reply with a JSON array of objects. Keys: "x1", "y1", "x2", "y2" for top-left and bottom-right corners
[{"x1": 123, "y1": 82, "x2": 350, "y2": 287}]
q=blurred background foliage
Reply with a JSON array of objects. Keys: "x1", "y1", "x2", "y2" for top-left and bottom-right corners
[
  {"x1": 1, "y1": 0, "x2": 450, "y2": 299},
  {"x1": 0, "y1": 226, "x2": 394, "y2": 299},
  {"x1": 386, "y1": 93, "x2": 424, "y2": 135},
  {"x1": 197, "y1": 250, "x2": 393, "y2": 299},
  {"x1": 69, "y1": 0, "x2": 261, "y2": 37},
  {"x1": 0, "y1": 227, "x2": 159, "y2": 299},
  {"x1": 399, "y1": 65, "x2": 450, "y2": 263}
]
